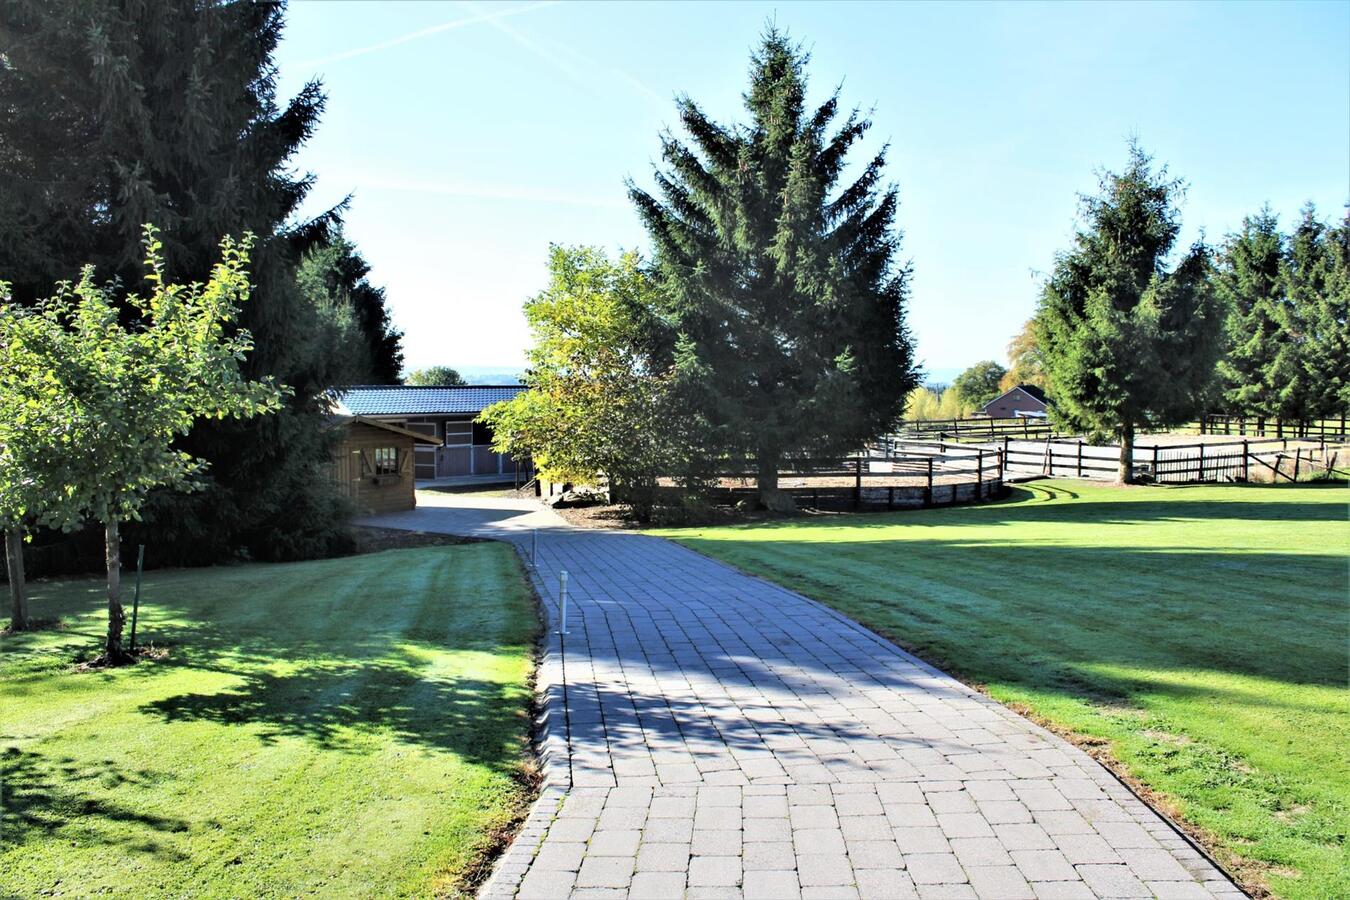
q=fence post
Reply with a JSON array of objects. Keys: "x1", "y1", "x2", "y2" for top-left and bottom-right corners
[
  {"x1": 1197, "y1": 443, "x2": 1205, "y2": 482},
  {"x1": 1153, "y1": 445, "x2": 1160, "y2": 482},
  {"x1": 976, "y1": 450, "x2": 984, "y2": 501},
  {"x1": 1076, "y1": 441, "x2": 1083, "y2": 478},
  {"x1": 1242, "y1": 440, "x2": 1249, "y2": 481},
  {"x1": 925, "y1": 458, "x2": 933, "y2": 508},
  {"x1": 1293, "y1": 448, "x2": 1301, "y2": 481},
  {"x1": 854, "y1": 456, "x2": 862, "y2": 510}
]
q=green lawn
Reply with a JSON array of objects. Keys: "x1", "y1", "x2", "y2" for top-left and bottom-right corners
[
  {"x1": 659, "y1": 480, "x2": 1349, "y2": 899},
  {"x1": 1, "y1": 542, "x2": 537, "y2": 898}
]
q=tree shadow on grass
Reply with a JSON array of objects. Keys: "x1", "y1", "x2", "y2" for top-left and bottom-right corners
[
  {"x1": 1, "y1": 747, "x2": 190, "y2": 860},
  {"x1": 139, "y1": 642, "x2": 531, "y2": 769}
]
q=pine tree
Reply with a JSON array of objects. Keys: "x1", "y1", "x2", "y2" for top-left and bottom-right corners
[
  {"x1": 0, "y1": 0, "x2": 352, "y2": 562},
  {"x1": 1035, "y1": 143, "x2": 1223, "y2": 482},
  {"x1": 629, "y1": 29, "x2": 917, "y2": 509}
]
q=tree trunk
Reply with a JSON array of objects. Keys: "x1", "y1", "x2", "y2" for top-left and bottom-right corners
[
  {"x1": 104, "y1": 518, "x2": 126, "y2": 661},
  {"x1": 1118, "y1": 423, "x2": 1135, "y2": 484},
  {"x1": 5, "y1": 526, "x2": 28, "y2": 632},
  {"x1": 756, "y1": 449, "x2": 794, "y2": 512}
]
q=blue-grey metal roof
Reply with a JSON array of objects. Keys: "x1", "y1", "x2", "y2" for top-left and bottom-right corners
[{"x1": 334, "y1": 385, "x2": 525, "y2": 416}]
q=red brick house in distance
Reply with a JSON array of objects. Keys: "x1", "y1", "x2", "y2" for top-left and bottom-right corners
[{"x1": 981, "y1": 384, "x2": 1049, "y2": 418}]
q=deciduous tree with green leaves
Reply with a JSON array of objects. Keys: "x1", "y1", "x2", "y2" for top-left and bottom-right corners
[
  {"x1": 407, "y1": 366, "x2": 467, "y2": 387},
  {"x1": 481, "y1": 246, "x2": 698, "y2": 520},
  {"x1": 1035, "y1": 144, "x2": 1224, "y2": 482},
  {"x1": 952, "y1": 361, "x2": 1008, "y2": 411},
  {"x1": 11, "y1": 228, "x2": 284, "y2": 661},
  {"x1": 629, "y1": 29, "x2": 917, "y2": 509}
]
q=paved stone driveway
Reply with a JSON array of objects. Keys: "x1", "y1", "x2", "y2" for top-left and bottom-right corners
[{"x1": 361, "y1": 493, "x2": 1243, "y2": 900}]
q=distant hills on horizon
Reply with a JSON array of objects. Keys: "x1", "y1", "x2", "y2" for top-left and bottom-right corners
[{"x1": 425, "y1": 363, "x2": 968, "y2": 389}]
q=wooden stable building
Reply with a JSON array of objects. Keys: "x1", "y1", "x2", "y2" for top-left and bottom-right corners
[
  {"x1": 328, "y1": 416, "x2": 440, "y2": 514},
  {"x1": 333, "y1": 385, "x2": 529, "y2": 481}
]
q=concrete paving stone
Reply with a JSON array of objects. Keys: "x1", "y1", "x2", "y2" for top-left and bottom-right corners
[
  {"x1": 569, "y1": 888, "x2": 629, "y2": 900},
  {"x1": 791, "y1": 805, "x2": 841, "y2": 830},
  {"x1": 533, "y1": 841, "x2": 588, "y2": 872},
  {"x1": 855, "y1": 869, "x2": 918, "y2": 899},
  {"x1": 846, "y1": 838, "x2": 905, "y2": 869},
  {"x1": 628, "y1": 871, "x2": 687, "y2": 899},
  {"x1": 1011, "y1": 848, "x2": 1078, "y2": 882},
  {"x1": 840, "y1": 815, "x2": 892, "y2": 841},
  {"x1": 685, "y1": 888, "x2": 744, "y2": 900},
  {"x1": 1034, "y1": 810, "x2": 1095, "y2": 836},
  {"x1": 1029, "y1": 880, "x2": 1098, "y2": 898},
  {"x1": 1075, "y1": 863, "x2": 1151, "y2": 898},
  {"x1": 885, "y1": 804, "x2": 939, "y2": 827},
  {"x1": 548, "y1": 818, "x2": 599, "y2": 843},
  {"x1": 793, "y1": 827, "x2": 847, "y2": 854},
  {"x1": 1118, "y1": 847, "x2": 1195, "y2": 882},
  {"x1": 927, "y1": 791, "x2": 979, "y2": 814},
  {"x1": 994, "y1": 822, "x2": 1057, "y2": 851},
  {"x1": 906, "y1": 852, "x2": 968, "y2": 885},
  {"x1": 743, "y1": 869, "x2": 802, "y2": 900},
  {"x1": 937, "y1": 813, "x2": 996, "y2": 839},
  {"x1": 893, "y1": 825, "x2": 953, "y2": 853},
  {"x1": 743, "y1": 816, "x2": 792, "y2": 843},
  {"x1": 698, "y1": 786, "x2": 744, "y2": 807},
  {"x1": 635, "y1": 841, "x2": 690, "y2": 873},
  {"x1": 800, "y1": 887, "x2": 861, "y2": 900},
  {"x1": 834, "y1": 792, "x2": 884, "y2": 816},
  {"x1": 1145, "y1": 882, "x2": 1216, "y2": 899},
  {"x1": 689, "y1": 854, "x2": 743, "y2": 887},
  {"x1": 915, "y1": 883, "x2": 978, "y2": 899},
  {"x1": 589, "y1": 830, "x2": 641, "y2": 857},
  {"x1": 517, "y1": 869, "x2": 576, "y2": 899},
  {"x1": 695, "y1": 805, "x2": 743, "y2": 830},
  {"x1": 744, "y1": 840, "x2": 795, "y2": 871},
  {"x1": 598, "y1": 806, "x2": 648, "y2": 831},
  {"x1": 977, "y1": 800, "x2": 1034, "y2": 824},
  {"x1": 643, "y1": 818, "x2": 695, "y2": 843},
  {"x1": 965, "y1": 864, "x2": 1036, "y2": 899},
  {"x1": 877, "y1": 783, "x2": 926, "y2": 805},
  {"x1": 743, "y1": 795, "x2": 789, "y2": 818},
  {"x1": 1093, "y1": 821, "x2": 1160, "y2": 849},
  {"x1": 796, "y1": 853, "x2": 856, "y2": 887},
  {"x1": 648, "y1": 795, "x2": 697, "y2": 819},
  {"x1": 575, "y1": 855, "x2": 636, "y2": 890},
  {"x1": 1053, "y1": 832, "x2": 1123, "y2": 865},
  {"x1": 692, "y1": 828, "x2": 743, "y2": 857},
  {"x1": 948, "y1": 836, "x2": 1012, "y2": 867}
]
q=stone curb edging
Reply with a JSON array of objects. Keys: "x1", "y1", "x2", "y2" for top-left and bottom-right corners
[{"x1": 478, "y1": 541, "x2": 573, "y2": 899}]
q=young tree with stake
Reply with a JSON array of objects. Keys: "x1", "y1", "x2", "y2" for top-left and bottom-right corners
[{"x1": 14, "y1": 228, "x2": 284, "y2": 661}]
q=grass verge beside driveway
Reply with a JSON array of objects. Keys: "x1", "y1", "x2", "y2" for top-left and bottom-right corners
[
  {"x1": 1, "y1": 542, "x2": 537, "y2": 898},
  {"x1": 659, "y1": 480, "x2": 1349, "y2": 899}
]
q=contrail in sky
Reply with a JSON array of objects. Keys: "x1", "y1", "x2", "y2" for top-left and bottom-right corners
[{"x1": 297, "y1": 1, "x2": 561, "y2": 69}]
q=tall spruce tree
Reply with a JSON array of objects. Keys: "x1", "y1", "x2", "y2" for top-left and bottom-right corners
[
  {"x1": 629, "y1": 29, "x2": 916, "y2": 508},
  {"x1": 0, "y1": 0, "x2": 352, "y2": 563},
  {"x1": 1217, "y1": 205, "x2": 1350, "y2": 427},
  {"x1": 1286, "y1": 207, "x2": 1349, "y2": 422},
  {"x1": 297, "y1": 233, "x2": 405, "y2": 385},
  {"x1": 1216, "y1": 210, "x2": 1289, "y2": 416},
  {"x1": 1035, "y1": 144, "x2": 1223, "y2": 482}
]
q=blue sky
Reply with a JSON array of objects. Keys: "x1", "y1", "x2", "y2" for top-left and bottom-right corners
[{"x1": 275, "y1": 0, "x2": 1349, "y2": 380}]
